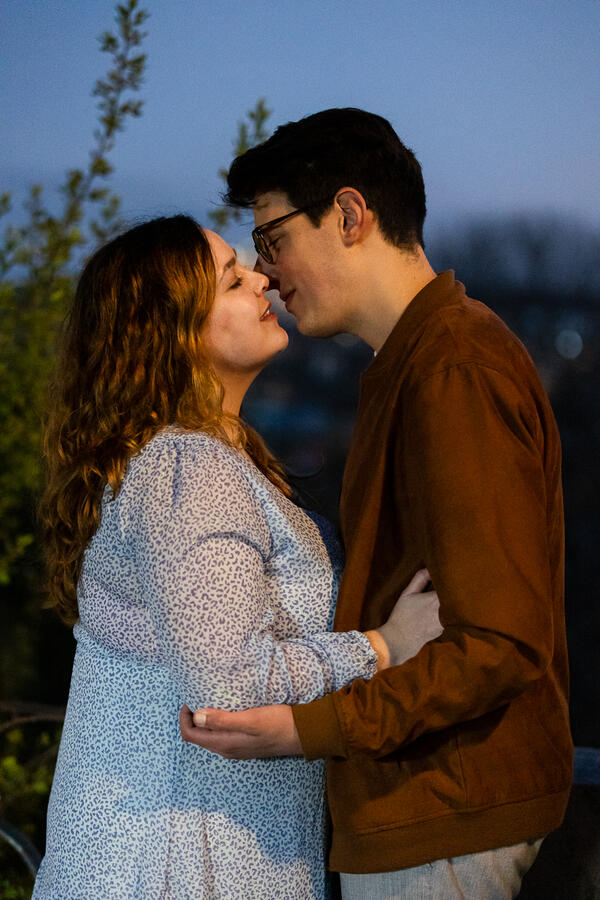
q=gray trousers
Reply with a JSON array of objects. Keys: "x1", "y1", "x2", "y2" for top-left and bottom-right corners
[{"x1": 340, "y1": 838, "x2": 544, "y2": 899}]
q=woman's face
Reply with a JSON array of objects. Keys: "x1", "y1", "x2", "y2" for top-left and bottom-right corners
[{"x1": 203, "y1": 229, "x2": 289, "y2": 382}]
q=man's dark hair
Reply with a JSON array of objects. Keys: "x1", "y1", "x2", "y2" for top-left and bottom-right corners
[{"x1": 225, "y1": 107, "x2": 426, "y2": 249}]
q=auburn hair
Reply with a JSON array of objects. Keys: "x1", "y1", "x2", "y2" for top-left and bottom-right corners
[{"x1": 40, "y1": 215, "x2": 291, "y2": 624}]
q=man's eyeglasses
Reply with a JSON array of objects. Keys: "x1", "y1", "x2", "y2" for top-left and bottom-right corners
[{"x1": 252, "y1": 197, "x2": 334, "y2": 264}]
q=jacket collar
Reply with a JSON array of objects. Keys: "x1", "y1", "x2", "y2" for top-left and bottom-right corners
[{"x1": 364, "y1": 270, "x2": 465, "y2": 378}]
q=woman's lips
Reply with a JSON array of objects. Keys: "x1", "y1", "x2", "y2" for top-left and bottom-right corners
[{"x1": 260, "y1": 305, "x2": 278, "y2": 323}]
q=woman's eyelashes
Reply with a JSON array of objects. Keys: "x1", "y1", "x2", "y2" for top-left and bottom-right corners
[{"x1": 228, "y1": 274, "x2": 243, "y2": 290}]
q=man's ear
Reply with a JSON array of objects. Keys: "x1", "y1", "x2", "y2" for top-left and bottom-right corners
[{"x1": 335, "y1": 188, "x2": 372, "y2": 247}]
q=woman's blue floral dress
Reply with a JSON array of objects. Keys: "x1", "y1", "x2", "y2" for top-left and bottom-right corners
[{"x1": 33, "y1": 430, "x2": 377, "y2": 899}]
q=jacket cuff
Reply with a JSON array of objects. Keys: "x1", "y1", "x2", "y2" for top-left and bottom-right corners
[{"x1": 292, "y1": 693, "x2": 348, "y2": 761}]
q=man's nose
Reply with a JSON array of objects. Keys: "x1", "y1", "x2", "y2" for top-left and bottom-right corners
[{"x1": 253, "y1": 256, "x2": 279, "y2": 292}]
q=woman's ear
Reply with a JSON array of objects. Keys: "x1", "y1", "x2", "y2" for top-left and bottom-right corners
[{"x1": 335, "y1": 188, "x2": 372, "y2": 247}]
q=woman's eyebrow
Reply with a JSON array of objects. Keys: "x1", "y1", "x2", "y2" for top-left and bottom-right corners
[{"x1": 219, "y1": 253, "x2": 237, "y2": 280}]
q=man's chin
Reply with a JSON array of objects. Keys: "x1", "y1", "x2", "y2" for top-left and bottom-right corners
[{"x1": 296, "y1": 319, "x2": 340, "y2": 339}]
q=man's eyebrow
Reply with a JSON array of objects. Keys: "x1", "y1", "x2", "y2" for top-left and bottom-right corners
[
  {"x1": 219, "y1": 253, "x2": 237, "y2": 280},
  {"x1": 262, "y1": 219, "x2": 285, "y2": 238}
]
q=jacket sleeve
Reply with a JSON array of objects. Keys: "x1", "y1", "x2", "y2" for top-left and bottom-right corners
[
  {"x1": 125, "y1": 436, "x2": 377, "y2": 711},
  {"x1": 293, "y1": 362, "x2": 559, "y2": 760}
]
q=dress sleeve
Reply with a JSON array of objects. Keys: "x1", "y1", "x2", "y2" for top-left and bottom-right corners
[
  {"x1": 294, "y1": 362, "x2": 559, "y2": 760},
  {"x1": 124, "y1": 436, "x2": 377, "y2": 711}
]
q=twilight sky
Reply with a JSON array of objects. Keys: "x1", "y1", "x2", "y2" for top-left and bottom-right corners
[{"x1": 1, "y1": 0, "x2": 598, "y2": 247}]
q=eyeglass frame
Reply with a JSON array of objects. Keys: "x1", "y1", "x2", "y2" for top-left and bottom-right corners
[{"x1": 251, "y1": 196, "x2": 335, "y2": 264}]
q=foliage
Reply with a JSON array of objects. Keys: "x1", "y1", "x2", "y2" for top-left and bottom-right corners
[
  {"x1": 0, "y1": 878, "x2": 31, "y2": 899},
  {"x1": 0, "y1": 0, "x2": 148, "y2": 587},
  {"x1": 208, "y1": 98, "x2": 271, "y2": 229},
  {"x1": 0, "y1": 704, "x2": 65, "y2": 892}
]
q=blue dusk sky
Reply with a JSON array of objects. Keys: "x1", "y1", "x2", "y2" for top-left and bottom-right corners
[{"x1": 1, "y1": 0, "x2": 598, "y2": 248}]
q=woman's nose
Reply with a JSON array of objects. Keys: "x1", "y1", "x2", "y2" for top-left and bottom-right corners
[
  {"x1": 254, "y1": 256, "x2": 279, "y2": 292},
  {"x1": 254, "y1": 270, "x2": 270, "y2": 293}
]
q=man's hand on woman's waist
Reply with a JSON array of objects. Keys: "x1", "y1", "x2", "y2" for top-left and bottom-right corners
[{"x1": 179, "y1": 703, "x2": 302, "y2": 758}]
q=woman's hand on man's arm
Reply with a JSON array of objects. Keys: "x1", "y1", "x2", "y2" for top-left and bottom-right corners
[{"x1": 370, "y1": 568, "x2": 443, "y2": 669}]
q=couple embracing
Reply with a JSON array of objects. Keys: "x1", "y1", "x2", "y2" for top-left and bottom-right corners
[{"x1": 34, "y1": 108, "x2": 572, "y2": 899}]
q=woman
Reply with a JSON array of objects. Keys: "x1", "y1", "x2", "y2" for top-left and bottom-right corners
[{"x1": 33, "y1": 216, "x2": 438, "y2": 899}]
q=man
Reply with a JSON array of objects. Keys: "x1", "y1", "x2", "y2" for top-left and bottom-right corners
[{"x1": 181, "y1": 108, "x2": 572, "y2": 897}]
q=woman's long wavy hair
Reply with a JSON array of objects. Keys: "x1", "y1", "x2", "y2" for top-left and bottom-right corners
[{"x1": 40, "y1": 215, "x2": 291, "y2": 624}]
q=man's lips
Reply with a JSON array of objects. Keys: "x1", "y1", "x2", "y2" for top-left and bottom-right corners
[{"x1": 280, "y1": 290, "x2": 295, "y2": 307}]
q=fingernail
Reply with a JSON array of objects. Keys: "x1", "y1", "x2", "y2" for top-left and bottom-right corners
[{"x1": 193, "y1": 712, "x2": 207, "y2": 727}]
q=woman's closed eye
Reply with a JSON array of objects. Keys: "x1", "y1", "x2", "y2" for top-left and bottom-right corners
[{"x1": 228, "y1": 274, "x2": 243, "y2": 290}]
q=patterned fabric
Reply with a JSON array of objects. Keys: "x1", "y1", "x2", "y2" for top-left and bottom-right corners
[{"x1": 33, "y1": 429, "x2": 377, "y2": 899}]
